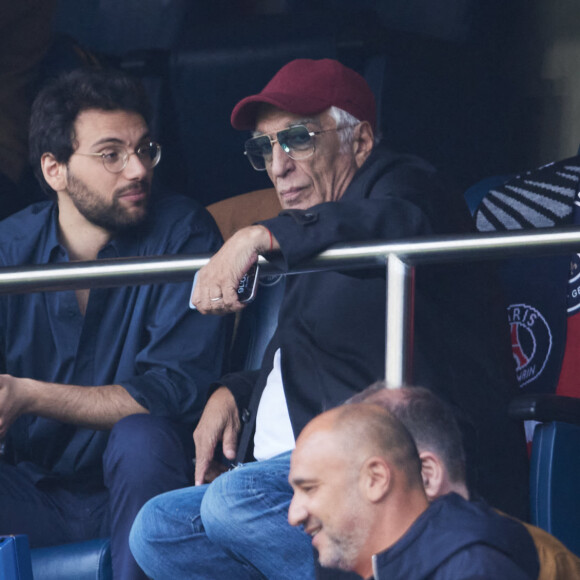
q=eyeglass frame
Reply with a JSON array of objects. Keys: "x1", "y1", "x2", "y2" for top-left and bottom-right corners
[
  {"x1": 243, "y1": 124, "x2": 356, "y2": 171},
  {"x1": 72, "y1": 141, "x2": 162, "y2": 174}
]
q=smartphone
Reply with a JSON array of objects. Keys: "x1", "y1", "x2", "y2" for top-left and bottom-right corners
[
  {"x1": 237, "y1": 263, "x2": 260, "y2": 304},
  {"x1": 189, "y1": 263, "x2": 260, "y2": 310}
]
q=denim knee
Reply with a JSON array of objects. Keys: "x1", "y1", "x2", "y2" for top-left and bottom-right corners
[
  {"x1": 200, "y1": 466, "x2": 255, "y2": 541},
  {"x1": 129, "y1": 485, "x2": 207, "y2": 575},
  {"x1": 199, "y1": 455, "x2": 317, "y2": 580},
  {"x1": 201, "y1": 454, "x2": 293, "y2": 546},
  {"x1": 130, "y1": 485, "x2": 265, "y2": 580}
]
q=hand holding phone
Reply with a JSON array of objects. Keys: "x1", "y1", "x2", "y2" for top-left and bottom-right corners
[{"x1": 189, "y1": 263, "x2": 260, "y2": 310}]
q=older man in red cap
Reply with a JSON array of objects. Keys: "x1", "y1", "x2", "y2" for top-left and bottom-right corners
[{"x1": 129, "y1": 58, "x2": 528, "y2": 579}]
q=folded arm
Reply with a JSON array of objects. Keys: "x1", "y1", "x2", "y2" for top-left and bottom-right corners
[{"x1": 0, "y1": 374, "x2": 147, "y2": 437}]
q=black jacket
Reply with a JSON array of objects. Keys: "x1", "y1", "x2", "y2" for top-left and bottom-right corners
[
  {"x1": 373, "y1": 494, "x2": 539, "y2": 580},
  {"x1": 222, "y1": 144, "x2": 528, "y2": 518}
]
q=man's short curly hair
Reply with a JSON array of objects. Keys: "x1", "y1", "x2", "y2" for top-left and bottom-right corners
[{"x1": 29, "y1": 67, "x2": 151, "y2": 198}]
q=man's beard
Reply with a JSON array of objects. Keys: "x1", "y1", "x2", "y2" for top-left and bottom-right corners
[
  {"x1": 318, "y1": 522, "x2": 369, "y2": 573},
  {"x1": 66, "y1": 169, "x2": 150, "y2": 233},
  {"x1": 317, "y1": 492, "x2": 371, "y2": 573}
]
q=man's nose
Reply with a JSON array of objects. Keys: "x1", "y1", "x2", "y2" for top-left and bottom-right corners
[
  {"x1": 123, "y1": 151, "x2": 149, "y2": 179},
  {"x1": 287, "y1": 494, "x2": 307, "y2": 527},
  {"x1": 269, "y1": 141, "x2": 293, "y2": 177}
]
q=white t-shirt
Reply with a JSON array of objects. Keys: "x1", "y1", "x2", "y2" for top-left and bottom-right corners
[{"x1": 253, "y1": 348, "x2": 295, "y2": 461}]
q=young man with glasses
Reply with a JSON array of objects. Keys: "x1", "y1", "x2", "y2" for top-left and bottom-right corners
[
  {"x1": 130, "y1": 58, "x2": 528, "y2": 579},
  {"x1": 0, "y1": 68, "x2": 228, "y2": 579}
]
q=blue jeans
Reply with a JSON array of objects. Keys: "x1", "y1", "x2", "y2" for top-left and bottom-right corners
[{"x1": 129, "y1": 451, "x2": 316, "y2": 579}]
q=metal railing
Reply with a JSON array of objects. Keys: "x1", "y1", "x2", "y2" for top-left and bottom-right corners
[{"x1": 3, "y1": 227, "x2": 580, "y2": 387}]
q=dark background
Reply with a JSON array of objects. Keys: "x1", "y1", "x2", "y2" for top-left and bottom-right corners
[{"x1": 3, "y1": 0, "x2": 565, "y2": 213}]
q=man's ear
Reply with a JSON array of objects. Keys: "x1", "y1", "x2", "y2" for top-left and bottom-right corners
[
  {"x1": 420, "y1": 451, "x2": 445, "y2": 501},
  {"x1": 352, "y1": 121, "x2": 374, "y2": 169},
  {"x1": 360, "y1": 456, "x2": 391, "y2": 503},
  {"x1": 40, "y1": 153, "x2": 67, "y2": 194}
]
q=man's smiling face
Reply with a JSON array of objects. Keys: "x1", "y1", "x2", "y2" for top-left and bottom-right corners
[{"x1": 288, "y1": 423, "x2": 372, "y2": 573}]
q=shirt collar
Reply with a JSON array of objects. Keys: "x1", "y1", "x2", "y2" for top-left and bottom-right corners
[
  {"x1": 42, "y1": 204, "x2": 127, "y2": 263},
  {"x1": 43, "y1": 204, "x2": 64, "y2": 263}
]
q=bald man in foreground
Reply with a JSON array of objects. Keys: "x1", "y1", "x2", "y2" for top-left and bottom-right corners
[{"x1": 288, "y1": 404, "x2": 539, "y2": 579}]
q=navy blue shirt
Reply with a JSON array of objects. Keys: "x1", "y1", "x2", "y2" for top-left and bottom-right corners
[
  {"x1": 373, "y1": 494, "x2": 539, "y2": 579},
  {"x1": 0, "y1": 195, "x2": 227, "y2": 485}
]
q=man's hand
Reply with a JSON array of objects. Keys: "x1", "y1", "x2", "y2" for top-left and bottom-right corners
[
  {"x1": 193, "y1": 386, "x2": 241, "y2": 485},
  {"x1": 0, "y1": 374, "x2": 31, "y2": 438},
  {"x1": 191, "y1": 225, "x2": 276, "y2": 314}
]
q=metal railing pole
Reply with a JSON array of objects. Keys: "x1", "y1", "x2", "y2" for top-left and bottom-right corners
[
  {"x1": 4, "y1": 228, "x2": 580, "y2": 295},
  {"x1": 385, "y1": 255, "x2": 415, "y2": 388},
  {"x1": 5, "y1": 228, "x2": 580, "y2": 390},
  {"x1": 0, "y1": 254, "x2": 213, "y2": 295}
]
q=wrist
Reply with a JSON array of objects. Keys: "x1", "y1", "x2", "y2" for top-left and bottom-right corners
[
  {"x1": 252, "y1": 225, "x2": 277, "y2": 254},
  {"x1": 21, "y1": 377, "x2": 42, "y2": 414},
  {"x1": 230, "y1": 225, "x2": 273, "y2": 257}
]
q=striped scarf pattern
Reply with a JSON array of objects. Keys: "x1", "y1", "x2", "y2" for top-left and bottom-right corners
[{"x1": 475, "y1": 156, "x2": 580, "y2": 232}]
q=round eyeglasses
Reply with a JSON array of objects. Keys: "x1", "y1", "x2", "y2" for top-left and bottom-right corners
[
  {"x1": 74, "y1": 141, "x2": 162, "y2": 173},
  {"x1": 243, "y1": 125, "x2": 353, "y2": 171}
]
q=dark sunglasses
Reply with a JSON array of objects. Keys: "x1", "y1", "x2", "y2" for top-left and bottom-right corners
[{"x1": 244, "y1": 125, "x2": 341, "y2": 171}]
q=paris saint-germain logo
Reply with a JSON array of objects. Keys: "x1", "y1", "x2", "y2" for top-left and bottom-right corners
[{"x1": 507, "y1": 303, "x2": 553, "y2": 388}]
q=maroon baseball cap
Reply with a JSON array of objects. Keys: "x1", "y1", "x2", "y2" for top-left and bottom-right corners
[{"x1": 231, "y1": 58, "x2": 376, "y2": 131}]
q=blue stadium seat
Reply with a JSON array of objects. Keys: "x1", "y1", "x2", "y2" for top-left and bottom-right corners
[
  {"x1": 510, "y1": 394, "x2": 580, "y2": 557},
  {"x1": 30, "y1": 538, "x2": 111, "y2": 580},
  {"x1": 0, "y1": 535, "x2": 33, "y2": 580}
]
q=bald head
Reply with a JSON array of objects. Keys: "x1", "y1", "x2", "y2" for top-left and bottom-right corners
[
  {"x1": 298, "y1": 403, "x2": 423, "y2": 487},
  {"x1": 288, "y1": 404, "x2": 428, "y2": 578}
]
